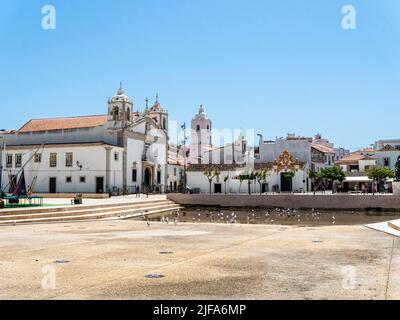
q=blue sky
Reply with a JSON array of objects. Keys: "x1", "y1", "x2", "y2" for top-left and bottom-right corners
[{"x1": 0, "y1": 0, "x2": 399, "y2": 150}]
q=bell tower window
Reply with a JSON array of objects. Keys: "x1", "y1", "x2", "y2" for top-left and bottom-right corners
[{"x1": 112, "y1": 106, "x2": 119, "y2": 121}]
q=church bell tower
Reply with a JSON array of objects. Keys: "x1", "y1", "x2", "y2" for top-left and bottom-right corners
[{"x1": 107, "y1": 83, "x2": 133, "y2": 129}]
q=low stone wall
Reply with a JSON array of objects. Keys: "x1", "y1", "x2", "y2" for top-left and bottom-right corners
[
  {"x1": 33, "y1": 193, "x2": 110, "y2": 199},
  {"x1": 167, "y1": 193, "x2": 400, "y2": 211}
]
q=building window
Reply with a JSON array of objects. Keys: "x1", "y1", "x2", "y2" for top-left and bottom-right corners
[
  {"x1": 114, "y1": 152, "x2": 119, "y2": 161},
  {"x1": 66, "y1": 176, "x2": 72, "y2": 183},
  {"x1": 49, "y1": 153, "x2": 57, "y2": 167},
  {"x1": 34, "y1": 154, "x2": 42, "y2": 163},
  {"x1": 384, "y1": 158, "x2": 390, "y2": 167},
  {"x1": 6, "y1": 154, "x2": 12, "y2": 168},
  {"x1": 15, "y1": 154, "x2": 22, "y2": 168},
  {"x1": 196, "y1": 125, "x2": 200, "y2": 132},
  {"x1": 132, "y1": 169, "x2": 137, "y2": 182},
  {"x1": 79, "y1": 176, "x2": 86, "y2": 183},
  {"x1": 174, "y1": 168, "x2": 177, "y2": 176},
  {"x1": 65, "y1": 152, "x2": 73, "y2": 167}
]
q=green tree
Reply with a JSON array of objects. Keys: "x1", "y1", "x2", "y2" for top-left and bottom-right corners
[
  {"x1": 308, "y1": 170, "x2": 321, "y2": 194},
  {"x1": 319, "y1": 167, "x2": 346, "y2": 193},
  {"x1": 223, "y1": 175, "x2": 229, "y2": 194},
  {"x1": 203, "y1": 169, "x2": 220, "y2": 194},
  {"x1": 367, "y1": 166, "x2": 395, "y2": 193},
  {"x1": 239, "y1": 171, "x2": 257, "y2": 194},
  {"x1": 255, "y1": 169, "x2": 270, "y2": 195}
]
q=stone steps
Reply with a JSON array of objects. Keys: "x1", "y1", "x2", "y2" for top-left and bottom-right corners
[
  {"x1": 0, "y1": 199, "x2": 169, "y2": 215},
  {"x1": 0, "y1": 200, "x2": 182, "y2": 226},
  {"x1": 388, "y1": 220, "x2": 400, "y2": 233}
]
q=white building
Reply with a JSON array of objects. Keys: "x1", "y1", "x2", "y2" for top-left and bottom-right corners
[
  {"x1": 374, "y1": 139, "x2": 400, "y2": 151},
  {"x1": 187, "y1": 150, "x2": 308, "y2": 194},
  {"x1": 1, "y1": 85, "x2": 169, "y2": 195},
  {"x1": 167, "y1": 144, "x2": 185, "y2": 192},
  {"x1": 189, "y1": 105, "x2": 212, "y2": 164},
  {"x1": 374, "y1": 144, "x2": 400, "y2": 171}
]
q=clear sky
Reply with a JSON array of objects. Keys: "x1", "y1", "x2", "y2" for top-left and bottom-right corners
[{"x1": 0, "y1": 0, "x2": 399, "y2": 150}]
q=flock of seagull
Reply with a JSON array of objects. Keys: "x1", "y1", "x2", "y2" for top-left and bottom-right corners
[{"x1": 141, "y1": 208, "x2": 338, "y2": 227}]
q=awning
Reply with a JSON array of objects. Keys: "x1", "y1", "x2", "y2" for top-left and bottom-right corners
[{"x1": 344, "y1": 176, "x2": 372, "y2": 182}]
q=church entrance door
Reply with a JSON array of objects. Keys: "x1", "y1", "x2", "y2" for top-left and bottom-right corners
[
  {"x1": 144, "y1": 168, "x2": 152, "y2": 189},
  {"x1": 280, "y1": 173, "x2": 293, "y2": 192}
]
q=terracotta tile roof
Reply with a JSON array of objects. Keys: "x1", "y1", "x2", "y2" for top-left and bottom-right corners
[
  {"x1": 336, "y1": 153, "x2": 377, "y2": 163},
  {"x1": 356, "y1": 148, "x2": 375, "y2": 153},
  {"x1": 311, "y1": 143, "x2": 335, "y2": 154},
  {"x1": 18, "y1": 115, "x2": 108, "y2": 132}
]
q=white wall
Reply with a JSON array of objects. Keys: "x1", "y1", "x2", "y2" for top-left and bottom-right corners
[
  {"x1": 375, "y1": 151, "x2": 400, "y2": 171},
  {"x1": 2, "y1": 144, "x2": 123, "y2": 193},
  {"x1": 187, "y1": 168, "x2": 306, "y2": 194}
]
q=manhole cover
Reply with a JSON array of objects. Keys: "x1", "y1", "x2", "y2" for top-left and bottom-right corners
[
  {"x1": 54, "y1": 259, "x2": 70, "y2": 264},
  {"x1": 145, "y1": 274, "x2": 165, "y2": 279},
  {"x1": 159, "y1": 251, "x2": 174, "y2": 255}
]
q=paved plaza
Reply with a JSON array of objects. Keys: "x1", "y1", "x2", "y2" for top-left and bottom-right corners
[{"x1": 0, "y1": 217, "x2": 399, "y2": 300}]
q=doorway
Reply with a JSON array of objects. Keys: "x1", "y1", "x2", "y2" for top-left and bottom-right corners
[
  {"x1": 49, "y1": 177, "x2": 57, "y2": 194},
  {"x1": 280, "y1": 173, "x2": 293, "y2": 192},
  {"x1": 144, "y1": 168, "x2": 151, "y2": 189},
  {"x1": 96, "y1": 177, "x2": 104, "y2": 194},
  {"x1": 261, "y1": 183, "x2": 268, "y2": 193},
  {"x1": 214, "y1": 183, "x2": 222, "y2": 194}
]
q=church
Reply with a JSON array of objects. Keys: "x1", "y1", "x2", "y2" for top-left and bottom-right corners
[{"x1": 0, "y1": 85, "x2": 169, "y2": 195}]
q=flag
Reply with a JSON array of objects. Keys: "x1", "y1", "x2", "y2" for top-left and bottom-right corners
[{"x1": 13, "y1": 169, "x2": 27, "y2": 196}]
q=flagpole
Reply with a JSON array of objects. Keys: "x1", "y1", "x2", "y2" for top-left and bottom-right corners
[{"x1": 0, "y1": 137, "x2": 4, "y2": 194}]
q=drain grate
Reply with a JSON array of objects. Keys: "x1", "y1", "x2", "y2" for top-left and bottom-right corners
[
  {"x1": 145, "y1": 273, "x2": 165, "y2": 279},
  {"x1": 159, "y1": 251, "x2": 174, "y2": 255},
  {"x1": 312, "y1": 241, "x2": 323, "y2": 243},
  {"x1": 54, "y1": 259, "x2": 70, "y2": 264}
]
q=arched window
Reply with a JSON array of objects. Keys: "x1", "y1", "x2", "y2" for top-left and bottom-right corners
[
  {"x1": 112, "y1": 106, "x2": 119, "y2": 121},
  {"x1": 126, "y1": 108, "x2": 131, "y2": 121},
  {"x1": 163, "y1": 118, "x2": 166, "y2": 129}
]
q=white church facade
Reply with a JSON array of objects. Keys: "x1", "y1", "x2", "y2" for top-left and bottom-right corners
[{"x1": 0, "y1": 85, "x2": 169, "y2": 195}]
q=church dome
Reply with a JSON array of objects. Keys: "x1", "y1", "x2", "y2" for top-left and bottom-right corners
[
  {"x1": 194, "y1": 104, "x2": 208, "y2": 120},
  {"x1": 109, "y1": 82, "x2": 132, "y2": 103}
]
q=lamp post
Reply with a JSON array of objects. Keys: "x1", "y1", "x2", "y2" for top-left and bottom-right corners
[{"x1": 181, "y1": 122, "x2": 187, "y2": 193}]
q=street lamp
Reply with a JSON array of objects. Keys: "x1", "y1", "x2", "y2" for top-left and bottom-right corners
[{"x1": 181, "y1": 122, "x2": 187, "y2": 193}]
